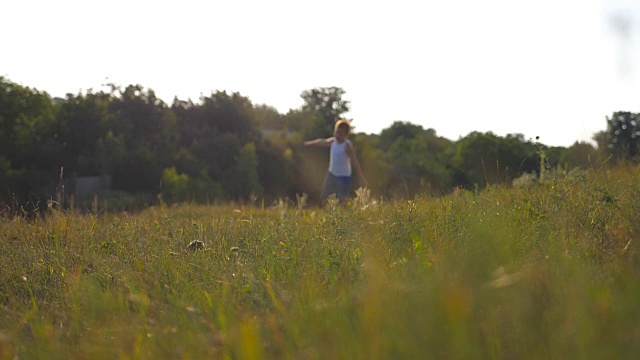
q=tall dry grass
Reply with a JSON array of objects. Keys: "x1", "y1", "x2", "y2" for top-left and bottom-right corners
[{"x1": 1, "y1": 166, "x2": 640, "y2": 358}]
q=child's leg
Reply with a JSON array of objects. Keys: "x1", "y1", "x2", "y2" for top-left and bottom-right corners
[
  {"x1": 320, "y1": 172, "x2": 337, "y2": 201},
  {"x1": 335, "y1": 176, "x2": 351, "y2": 201}
]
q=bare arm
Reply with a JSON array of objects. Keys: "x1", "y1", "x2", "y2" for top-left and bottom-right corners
[
  {"x1": 304, "y1": 137, "x2": 334, "y2": 147},
  {"x1": 346, "y1": 143, "x2": 368, "y2": 188}
]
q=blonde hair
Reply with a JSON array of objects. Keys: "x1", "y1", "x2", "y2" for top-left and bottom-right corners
[{"x1": 334, "y1": 119, "x2": 351, "y2": 135}]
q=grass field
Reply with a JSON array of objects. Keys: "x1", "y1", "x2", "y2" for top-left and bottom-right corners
[{"x1": 2, "y1": 166, "x2": 640, "y2": 359}]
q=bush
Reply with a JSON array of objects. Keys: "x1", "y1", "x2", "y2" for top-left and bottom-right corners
[{"x1": 160, "y1": 167, "x2": 223, "y2": 203}]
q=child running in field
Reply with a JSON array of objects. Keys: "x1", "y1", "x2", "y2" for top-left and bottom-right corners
[{"x1": 304, "y1": 120, "x2": 368, "y2": 202}]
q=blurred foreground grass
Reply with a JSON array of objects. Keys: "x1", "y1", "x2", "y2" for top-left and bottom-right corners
[{"x1": 2, "y1": 167, "x2": 640, "y2": 359}]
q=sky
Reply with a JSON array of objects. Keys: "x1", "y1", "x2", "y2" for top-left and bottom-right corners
[{"x1": 2, "y1": 0, "x2": 640, "y2": 147}]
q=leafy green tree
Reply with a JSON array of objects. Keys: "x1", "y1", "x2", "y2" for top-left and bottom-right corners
[
  {"x1": 592, "y1": 130, "x2": 612, "y2": 163},
  {"x1": 256, "y1": 131, "x2": 297, "y2": 200},
  {"x1": 284, "y1": 108, "x2": 314, "y2": 134},
  {"x1": 0, "y1": 77, "x2": 58, "y2": 198},
  {"x1": 561, "y1": 141, "x2": 598, "y2": 169},
  {"x1": 111, "y1": 85, "x2": 178, "y2": 162},
  {"x1": 603, "y1": 111, "x2": 640, "y2": 161},
  {"x1": 172, "y1": 91, "x2": 262, "y2": 200},
  {"x1": 0, "y1": 156, "x2": 20, "y2": 197},
  {"x1": 107, "y1": 85, "x2": 178, "y2": 192},
  {"x1": 350, "y1": 133, "x2": 393, "y2": 196},
  {"x1": 379, "y1": 121, "x2": 427, "y2": 151},
  {"x1": 453, "y1": 132, "x2": 538, "y2": 188},
  {"x1": 254, "y1": 104, "x2": 285, "y2": 130},
  {"x1": 299, "y1": 87, "x2": 350, "y2": 138},
  {"x1": 377, "y1": 122, "x2": 455, "y2": 196},
  {"x1": 160, "y1": 167, "x2": 223, "y2": 203},
  {"x1": 55, "y1": 91, "x2": 113, "y2": 175},
  {"x1": 173, "y1": 91, "x2": 256, "y2": 176},
  {"x1": 227, "y1": 142, "x2": 263, "y2": 199},
  {"x1": 111, "y1": 147, "x2": 160, "y2": 193},
  {"x1": 95, "y1": 131, "x2": 127, "y2": 175},
  {"x1": 197, "y1": 91, "x2": 257, "y2": 144}
]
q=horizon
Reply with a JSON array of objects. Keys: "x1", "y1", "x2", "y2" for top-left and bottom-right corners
[
  {"x1": 3, "y1": 0, "x2": 640, "y2": 147},
  {"x1": 0, "y1": 76, "x2": 621, "y2": 148}
]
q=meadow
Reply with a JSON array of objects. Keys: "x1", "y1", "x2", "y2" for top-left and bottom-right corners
[{"x1": 2, "y1": 166, "x2": 640, "y2": 359}]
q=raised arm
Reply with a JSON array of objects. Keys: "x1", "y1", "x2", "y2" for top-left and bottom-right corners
[
  {"x1": 345, "y1": 143, "x2": 368, "y2": 188},
  {"x1": 304, "y1": 137, "x2": 334, "y2": 147}
]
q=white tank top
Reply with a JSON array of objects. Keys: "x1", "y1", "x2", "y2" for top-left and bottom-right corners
[{"x1": 329, "y1": 140, "x2": 352, "y2": 177}]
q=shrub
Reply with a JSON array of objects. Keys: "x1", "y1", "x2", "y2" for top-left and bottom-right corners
[{"x1": 160, "y1": 167, "x2": 223, "y2": 203}]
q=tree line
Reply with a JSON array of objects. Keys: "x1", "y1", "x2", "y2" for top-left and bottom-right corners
[{"x1": 0, "y1": 76, "x2": 632, "y2": 209}]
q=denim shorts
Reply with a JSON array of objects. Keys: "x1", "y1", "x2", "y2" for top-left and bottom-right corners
[{"x1": 321, "y1": 172, "x2": 351, "y2": 201}]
